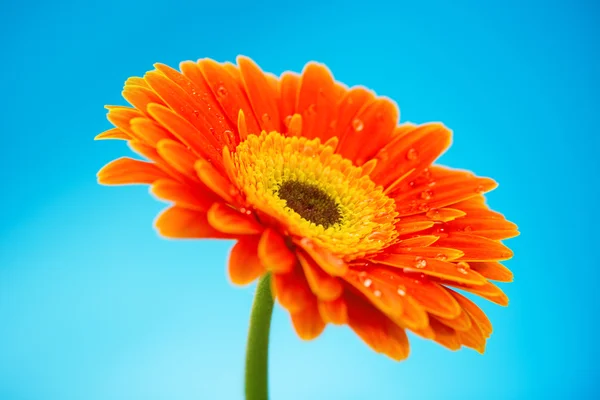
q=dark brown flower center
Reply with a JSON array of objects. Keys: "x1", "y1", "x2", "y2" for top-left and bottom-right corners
[{"x1": 276, "y1": 180, "x2": 342, "y2": 229}]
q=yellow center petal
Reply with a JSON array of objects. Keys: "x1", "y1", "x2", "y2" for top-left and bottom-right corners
[{"x1": 231, "y1": 130, "x2": 399, "y2": 260}]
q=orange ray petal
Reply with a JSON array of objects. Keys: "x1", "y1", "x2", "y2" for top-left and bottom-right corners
[
  {"x1": 387, "y1": 246, "x2": 465, "y2": 262},
  {"x1": 456, "y1": 313, "x2": 487, "y2": 353},
  {"x1": 278, "y1": 72, "x2": 300, "y2": 131},
  {"x1": 433, "y1": 233, "x2": 514, "y2": 261},
  {"x1": 442, "y1": 217, "x2": 519, "y2": 240},
  {"x1": 295, "y1": 62, "x2": 337, "y2": 141},
  {"x1": 424, "y1": 208, "x2": 467, "y2": 222},
  {"x1": 97, "y1": 157, "x2": 169, "y2": 185},
  {"x1": 237, "y1": 56, "x2": 281, "y2": 132},
  {"x1": 127, "y1": 141, "x2": 189, "y2": 184},
  {"x1": 432, "y1": 309, "x2": 472, "y2": 332},
  {"x1": 206, "y1": 203, "x2": 263, "y2": 235},
  {"x1": 392, "y1": 167, "x2": 498, "y2": 216},
  {"x1": 129, "y1": 117, "x2": 174, "y2": 146},
  {"x1": 371, "y1": 254, "x2": 488, "y2": 286},
  {"x1": 257, "y1": 228, "x2": 296, "y2": 274},
  {"x1": 125, "y1": 76, "x2": 149, "y2": 88},
  {"x1": 271, "y1": 266, "x2": 313, "y2": 313},
  {"x1": 448, "y1": 290, "x2": 493, "y2": 337},
  {"x1": 94, "y1": 127, "x2": 129, "y2": 140},
  {"x1": 156, "y1": 139, "x2": 201, "y2": 181},
  {"x1": 154, "y1": 206, "x2": 231, "y2": 239},
  {"x1": 332, "y1": 87, "x2": 375, "y2": 146},
  {"x1": 337, "y1": 98, "x2": 398, "y2": 165},
  {"x1": 393, "y1": 235, "x2": 440, "y2": 248},
  {"x1": 296, "y1": 237, "x2": 348, "y2": 276},
  {"x1": 106, "y1": 106, "x2": 144, "y2": 136},
  {"x1": 194, "y1": 159, "x2": 238, "y2": 204},
  {"x1": 346, "y1": 292, "x2": 410, "y2": 361},
  {"x1": 153, "y1": 63, "x2": 235, "y2": 142},
  {"x1": 428, "y1": 317, "x2": 461, "y2": 351},
  {"x1": 370, "y1": 123, "x2": 452, "y2": 188},
  {"x1": 318, "y1": 296, "x2": 348, "y2": 325},
  {"x1": 196, "y1": 58, "x2": 261, "y2": 138},
  {"x1": 228, "y1": 236, "x2": 265, "y2": 285},
  {"x1": 122, "y1": 84, "x2": 166, "y2": 116},
  {"x1": 396, "y1": 219, "x2": 435, "y2": 236},
  {"x1": 298, "y1": 252, "x2": 343, "y2": 301},
  {"x1": 470, "y1": 261, "x2": 514, "y2": 282},
  {"x1": 150, "y1": 179, "x2": 215, "y2": 211},
  {"x1": 445, "y1": 281, "x2": 509, "y2": 306},
  {"x1": 290, "y1": 297, "x2": 326, "y2": 340}
]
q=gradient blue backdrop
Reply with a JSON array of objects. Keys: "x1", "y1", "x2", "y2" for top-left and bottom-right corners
[{"x1": 1, "y1": 0, "x2": 598, "y2": 398}]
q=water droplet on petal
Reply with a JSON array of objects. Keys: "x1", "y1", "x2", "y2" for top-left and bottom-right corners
[
  {"x1": 414, "y1": 257, "x2": 427, "y2": 269},
  {"x1": 261, "y1": 113, "x2": 271, "y2": 123},
  {"x1": 308, "y1": 104, "x2": 317, "y2": 114},
  {"x1": 418, "y1": 203, "x2": 430, "y2": 212},
  {"x1": 420, "y1": 190, "x2": 433, "y2": 200},
  {"x1": 464, "y1": 225, "x2": 473, "y2": 232},
  {"x1": 397, "y1": 285, "x2": 406, "y2": 296},
  {"x1": 475, "y1": 185, "x2": 485, "y2": 194},
  {"x1": 456, "y1": 261, "x2": 470, "y2": 275},
  {"x1": 217, "y1": 85, "x2": 228, "y2": 97},
  {"x1": 435, "y1": 253, "x2": 448, "y2": 261},
  {"x1": 406, "y1": 148, "x2": 418, "y2": 160},
  {"x1": 363, "y1": 278, "x2": 373, "y2": 288},
  {"x1": 352, "y1": 118, "x2": 364, "y2": 132},
  {"x1": 373, "y1": 289, "x2": 382, "y2": 297}
]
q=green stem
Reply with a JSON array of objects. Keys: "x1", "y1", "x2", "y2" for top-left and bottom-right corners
[{"x1": 245, "y1": 273, "x2": 274, "y2": 400}]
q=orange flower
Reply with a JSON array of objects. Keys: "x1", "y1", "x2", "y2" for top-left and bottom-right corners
[{"x1": 97, "y1": 56, "x2": 518, "y2": 360}]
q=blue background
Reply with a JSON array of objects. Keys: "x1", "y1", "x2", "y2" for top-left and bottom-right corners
[{"x1": 1, "y1": 0, "x2": 598, "y2": 398}]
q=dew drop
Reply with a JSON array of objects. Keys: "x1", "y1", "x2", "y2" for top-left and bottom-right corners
[
  {"x1": 435, "y1": 253, "x2": 448, "y2": 261},
  {"x1": 420, "y1": 190, "x2": 433, "y2": 200},
  {"x1": 414, "y1": 257, "x2": 427, "y2": 269},
  {"x1": 406, "y1": 148, "x2": 418, "y2": 161},
  {"x1": 352, "y1": 118, "x2": 364, "y2": 132},
  {"x1": 397, "y1": 285, "x2": 406, "y2": 296},
  {"x1": 261, "y1": 113, "x2": 271, "y2": 123},
  {"x1": 426, "y1": 209, "x2": 440, "y2": 220},
  {"x1": 456, "y1": 261, "x2": 470, "y2": 275},
  {"x1": 418, "y1": 203, "x2": 430, "y2": 212},
  {"x1": 358, "y1": 271, "x2": 368, "y2": 278},
  {"x1": 308, "y1": 104, "x2": 317, "y2": 114},
  {"x1": 363, "y1": 278, "x2": 373, "y2": 288},
  {"x1": 217, "y1": 85, "x2": 228, "y2": 97},
  {"x1": 464, "y1": 225, "x2": 473, "y2": 232},
  {"x1": 408, "y1": 181, "x2": 416, "y2": 187},
  {"x1": 475, "y1": 185, "x2": 485, "y2": 194},
  {"x1": 378, "y1": 148, "x2": 389, "y2": 161},
  {"x1": 284, "y1": 115, "x2": 292, "y2": 127},
  {"x1": 192, "y1": 110, "x2": 200, "y2": 117},
  {"x1": 373, "y1": 289, "x2": 382, "y2": 297}
]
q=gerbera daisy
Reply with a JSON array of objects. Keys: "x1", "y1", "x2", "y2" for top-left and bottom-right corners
[{"x1": 97, "y1": 56, "x2": 517, "y2": 370}]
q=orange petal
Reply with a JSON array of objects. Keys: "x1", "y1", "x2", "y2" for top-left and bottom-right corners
[
  {"x1": 228, "y1": 236, "x2": 265, "y2": 285},
  {"x1": 195, "y1": 159, "x2": 238, "y2": 204},
  {"x1": 332, "y1": 87, "x2": 375, "y2": 146},
  {"x1": 94, "y1": 127, "x2": 129, "y2": 140},
  {"x1": 367, "y1": 268, "x2": 462, "y2": 320},
  {"x1": 257, "y1": 229, "x2": 296, "y2": 274},
  {"x1": 393, "y1": 235, "x2": 440, "y2": 248},
  {"x1": 150, "y1": 179, "x2": 215, "y2": 212},
  {"x1": 372, "y1": 254, "x2": 488, "y2": 286},
  {"x1": 271, "y1": 266, "x2": 313, "y2": 313},
  {"x1": 128, "y1": 117, "x2": 173, "y2": 146},
  {"x1": 428, "y1": 318, "x2": 461, "y2": 351},
  {"x1": 196, "y1": 58, "x2": 261, "y2": 138},
  {"x1": 371, "y1": 123, "x2": 452, "y2": 188},
  {"x1": 433, "y1": 233, "x2": 514, "y2": 261},
  {"x1": 445, "y1": 280, "x2": 509, "y2": 306},
  {"x1": 146, "y1": 103, "x2": 222, "y2": 166},
  {"x1": 153, "y1": 63, "x2": 235, "y2": 142},
  {"x1": 337, "y1": 98, "x2": 398, "y2": 165},
  {"x1": 296, "y1": 237, "x2": 348, "y2": 276},
  {"x1": 290, "y1": 298, "x2": 326, "y2": 340},
  {"x1": 392, "y1": 167, "x2": 498, "y2": 216},
  {"x1": 448, "y1": 290, "x2": 493, "y2": 337},
  {"x1": 388, "y1": 246, "x2": 465, "y2": 262},
  {"x1": 127, "y1": 141, "x2": 188, "y2": 184},
  {"x1": 295, "y1": 62, "x2": 337, "y2": 140},
  {"x1": 443, "y1": 217, "x2": 519, "y2": 240},
  {"x1": 97, "y1": 157, "x2": 169, "y2": 185},
  {"x1": 298, "y1": 252, "x2": 343, "y2": 301},
  {"x1": 155, "y1": 206, "x2": 231, "y2": 239},
  {"x1": 155, "y1": 139, "x2": 201, "y2": 179},
  {"x1": 106, "y1": 106, "x2": 144, "y2": 136},
  {"x1": 278, "y1": 72, "x2": 300, "y2": 131},
  {"x1": 318, "y1": 296, "x2": 348, "y2": 325},
  {"x1": 346, "y1": 292, "x2": 410, "y2": 361},
  {"x1": 237, "y1": 56, "x2": 281, "y2": 132},
  {"x1": 396, "y1": 218, "x2": 435, "y2": 235},
  {"x1": 456, "y1": 313, "x2": 487, "y2": 353},
  {"x1": 122, "y1": 84, "x2": 165, "y2": 116},
  {"x1": 470, "y1": 262, "x2": 514, "y2": 282},
  {"x1": 432, "y1": 309, "x2": 472, "y2": 332},
  {"x1": 424, "y1": 208, "x2": 467, "y2": 222},
  {"x1": 206, "y1": 203, "x2": 263, "y2": 235}
]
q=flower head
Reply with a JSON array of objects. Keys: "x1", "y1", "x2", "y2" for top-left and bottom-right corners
[{"x1": 97, "y1": 56, "x2": 518, "y2": 360}]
